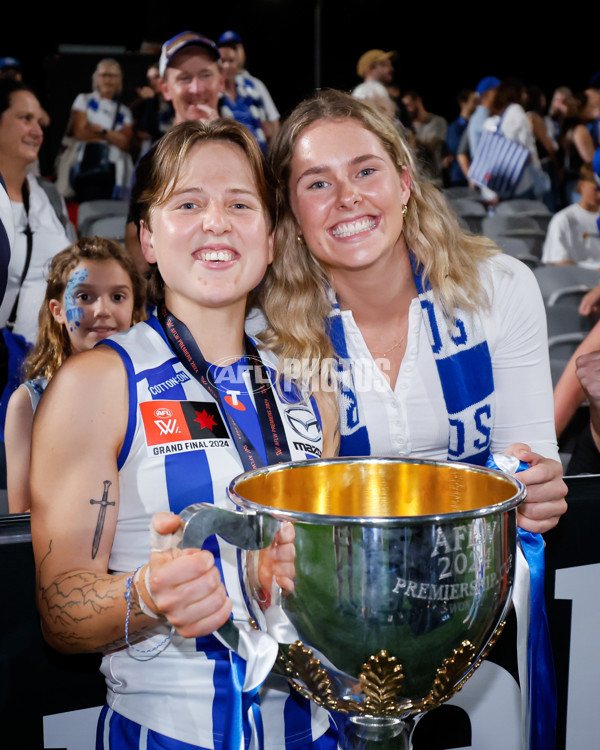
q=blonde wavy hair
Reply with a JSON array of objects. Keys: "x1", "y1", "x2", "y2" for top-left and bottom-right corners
[
  {"x1": 258, "y1": 88, "x2": 499, "y2": 391},
  {"x1": 24, "y1": 236, "x2": 147, "y2": 382}
]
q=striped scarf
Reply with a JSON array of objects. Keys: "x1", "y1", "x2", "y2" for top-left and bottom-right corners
[{"x1": 327, "y1": 253, "x2": 495, "y2": 464}]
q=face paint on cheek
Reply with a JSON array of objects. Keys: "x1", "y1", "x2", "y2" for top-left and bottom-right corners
[{"x1": 64, "y1": 269, "x2": 88, "y2": 333}]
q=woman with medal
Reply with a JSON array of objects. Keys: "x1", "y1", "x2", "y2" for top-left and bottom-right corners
[
  {"x1": 30, "y1": 119, "x2": 337, "y2": 750},
  {"x1": 252, "y1": 89, "x2": 567, "y2": 750}
]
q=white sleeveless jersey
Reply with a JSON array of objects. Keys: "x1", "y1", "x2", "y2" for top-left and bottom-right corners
[{"x1": 100, "y1": 318, "x2": 331, "y2": 749}]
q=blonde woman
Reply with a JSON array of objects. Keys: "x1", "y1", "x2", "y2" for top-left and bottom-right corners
[
  {"x1": 257, "y1": 88, "x2": 567, "y2": 531},
  {"x1": 251, "y1": 88, "x2": 565, "y2": 749}
]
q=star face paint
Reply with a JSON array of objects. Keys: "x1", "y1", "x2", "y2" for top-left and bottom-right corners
[{"x1": 64, "y1": 268, "x2": 88, "y2": 333}]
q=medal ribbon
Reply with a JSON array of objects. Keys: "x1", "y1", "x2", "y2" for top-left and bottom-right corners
[{"x1": 158, "y1": 305, "x2": 291, "y2": 471}]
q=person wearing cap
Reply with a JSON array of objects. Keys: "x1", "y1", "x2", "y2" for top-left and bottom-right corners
[
  {"x1": 356, "y1": 49, "x2": 395, "y2": 86},
  {"x1": 123, "y1": 31, "x2": 228, "y2": 273},
  {"x1": 454, "y1": 76, "x2": 501, "y2": 191},
  {"x1": 217, "y1": 34, "x2": 269, "y2": 153},
  {"x1": 467, "y1": 76, "x2": 501, "y2": 157},
  {"x1": 355, "y1": 48, "x2": 413, "y2": 130},
  {"x1": 0, "y1": 57, "x2": 22, "y2": 82},
  {"x1": 158, "y1": 30, "x2": 225, "y2": 125},
  {"x1": 218, "y1": 30, "x2": 280, "y2": 143}
]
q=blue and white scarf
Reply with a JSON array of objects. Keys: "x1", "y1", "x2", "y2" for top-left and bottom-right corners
[{"x1": 327, "y1": 253, "x2": 495, "y2": 465}]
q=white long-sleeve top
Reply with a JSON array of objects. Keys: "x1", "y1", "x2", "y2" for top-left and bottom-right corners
[{"x1": 336, "y1": 252, "x2": 559, "y2": 462}]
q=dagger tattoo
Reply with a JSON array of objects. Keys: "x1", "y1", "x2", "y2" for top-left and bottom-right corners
[{"x1": 90, "y1": 480, "x2": 115, "y2": 559}]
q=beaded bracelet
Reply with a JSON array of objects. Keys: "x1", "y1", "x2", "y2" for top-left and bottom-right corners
[{"x1": 124, "y1": 566, "x2": 173, "y2": 660}]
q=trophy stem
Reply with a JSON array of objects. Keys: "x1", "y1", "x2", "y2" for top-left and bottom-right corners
[{"x1": 334, "y1": 714, "x2": 415, "y2": 749}]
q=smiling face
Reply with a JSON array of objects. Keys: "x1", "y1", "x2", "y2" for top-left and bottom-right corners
[
  {"x1": 288, "y1": 118, "x2": 411, "y2": 275},
  {"x1": 50, "y1": 259, "x2": 135, "y2": 355},
  {"x1": 0, "y1": 89, "x2": 44, "y2": 167},
  {"x1": 161, "y1": 48, "x2": 224, "y2": 123},
  {"x1": 140, "y1": 140, "x2": 273, "y2": 318}
]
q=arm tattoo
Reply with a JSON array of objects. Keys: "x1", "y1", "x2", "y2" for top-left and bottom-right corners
[
  {"x1": 37, "y1": 542, "x2": 157, "y2": 652},
  {"x1": 90, "y1": 480, "x2": 115, "y2": 559}
]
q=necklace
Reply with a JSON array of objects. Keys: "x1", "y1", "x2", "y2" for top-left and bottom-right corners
[{"x1": 368, "y1": 332, "x2": 407, "y2": 358}]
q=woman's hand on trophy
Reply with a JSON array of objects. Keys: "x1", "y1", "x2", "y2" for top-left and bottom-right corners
[
  {"x1": 140, "y1": 512, "x2": 233, "y2": 638},
  {"x1": 504, "y1": 444, "x2": 568, "y2": 534},
  {"x1": 257, "y1": 521, "x2": 297, "y2": 598}
]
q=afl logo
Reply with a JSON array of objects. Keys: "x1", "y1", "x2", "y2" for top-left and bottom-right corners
[
  {"x1": 154, "y1": 407, "x2": 173, "y2": 419},
  {"x1": 285, "y1": 407, "x2": 321, "y2": 442}
]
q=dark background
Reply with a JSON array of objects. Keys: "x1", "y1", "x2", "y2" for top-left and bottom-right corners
[{"x1": 2, "y1": 1, "x2": 598, "y2": 174}]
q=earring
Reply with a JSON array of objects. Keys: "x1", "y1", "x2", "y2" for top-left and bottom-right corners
[
  {"x1": 402, "y1": 204, "x2": 408, "y2": 216},
  {"x1": 297, "y1": 234, "x2": 305, "y2": 245}
]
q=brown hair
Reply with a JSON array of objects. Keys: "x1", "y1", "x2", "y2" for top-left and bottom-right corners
[
  {"x1": 24, "y1": 236, "x2": 147, "y2": 381},
  {"x1": 133, "y1": 118, "x2": 277, "y2": 305}
]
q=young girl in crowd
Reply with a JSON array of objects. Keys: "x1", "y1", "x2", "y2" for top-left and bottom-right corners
[
  {"x1": 5, "y1": 235, "x2": 147, "y2": 513},
  {"x1": 30, "y1": 120, "x2": 336, "y2": 750}
]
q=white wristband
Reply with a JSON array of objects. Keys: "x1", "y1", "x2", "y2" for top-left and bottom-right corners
[{"x1": 134, "y1": 566, "x2": 160, "y2": 619}]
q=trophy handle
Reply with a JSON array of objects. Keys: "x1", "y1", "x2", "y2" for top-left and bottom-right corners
[
  {"x1": 178, "y1": 502, "x2": 280, "y2": 551},
  {"x1": 172, "y1": 502, "x2": 282, "y2": 653}
]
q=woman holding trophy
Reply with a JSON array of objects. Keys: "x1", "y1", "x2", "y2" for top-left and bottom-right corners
[
  {"x1": 29, "y1": 119, "x2": 337, "y2": 750},
  {"x1": 249, "y1": 88, "x2": 567, "y2": 749}
]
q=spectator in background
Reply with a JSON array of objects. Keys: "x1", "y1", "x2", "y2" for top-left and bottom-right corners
[
  {"x1": 455, "y1": 77, "x2": 501, "y2": 195},
  {"x1": 125, "y1": 31, "x2": 227, "y2": 274},
  {"x1": 217, "y1": 34, "x2": 268, "y2": 153},
  {"x1": 0, "y1": 79, "x2": 75, "y2": 438},
  {"x1": 481, "y1": 77, "x2": 546, "y2": 201},
  {"x1": 542, "y1": 163, "x2": 600, "y2": 267},
  {"x1": 355, "y1": 48, "x2": 412, "y2": 130},
  {"x1": 586, "y1": 71, "x2": 600, "y2": 148},
  {"x1": 70, "y1": 58, "x2": 135, "y2": 202},
  {"x1": 546, "y1": 86, "x2": 573, "y2": 144},
  {"x1": 467, "y1": 76, "x2": 501, "y2": 157},
  {"x1": 558, "y1": 91, "x2": 597, "y2": 205},
  {"x1": 218, "y1": 30, "x2": 280, "y2": 144},
  {"x1": 524, "y1": 84, "x2": 558, "y2": 210},
  {"x1": 0, "y1": 57, "x2": 22, "y2": 82},
  {"x1": 401, "y1": 89, "x2": 448, "y2": 186},
  {"x1": 351, "y1": 80, "x2": 414, "y2": 145},
  {"x1": 445, "y1": 88, "x2": 477, "y2": 187},
  {"x1": 158, "y1": 31, "x2": 224, "y2": 125},
  {"x1": 130, "y1": 62, "x2": 172, "y2": 159},
  {"x1": 0, "y1": 56, "x2": 49, "y2": 133},
  {"x1": 356, "y1": 48, "x2": 395, "y2": 87}
]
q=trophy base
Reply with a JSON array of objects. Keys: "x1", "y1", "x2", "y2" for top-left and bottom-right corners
[{"x1": 336, "y1": 714, "x2": 415, "y2": 749}]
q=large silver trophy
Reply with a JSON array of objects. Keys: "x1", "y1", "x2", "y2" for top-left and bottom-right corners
[{"x1": 179, "y1": 457, "x2": 525, "y2": 748}]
